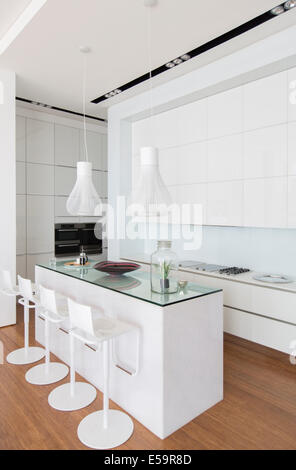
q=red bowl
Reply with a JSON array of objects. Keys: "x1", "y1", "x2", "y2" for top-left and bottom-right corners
[{"x1": 93, "y1": 261, "x2": 141, "y2": 275}]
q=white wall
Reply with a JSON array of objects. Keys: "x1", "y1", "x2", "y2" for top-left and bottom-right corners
[
  {"x1": 132, "y1": 68, "x2": 296, "y2": 229},
  {"x1": 16, "y1": 107, "x2": 108, "y2": 280},
  {"x1": 0, "y1": 70, "x2": 16, "y2": 327}
]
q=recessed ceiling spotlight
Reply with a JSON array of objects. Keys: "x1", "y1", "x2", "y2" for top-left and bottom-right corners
[
  {"x1": 166, "y1": 62, "x2": 175, "y2": 68},
  {"x1": 180, "y1": 54, "x2": 191, "y2": 61},
  {"x1": 271, "y1": 5, "x2": 285, "y2": 15},
  {"x1": 114, "y1": 89, "x2": 122, "y2": 94},
  {"x1": 173, "y1": 58, "x2": 183, "y2": 65},
  {"x1": 284, "y1": 0, "x2": 296, "y2": 9}
]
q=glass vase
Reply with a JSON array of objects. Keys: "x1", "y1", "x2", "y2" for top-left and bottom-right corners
[{"x1": 150, "y1": 240, "x2": 179, "y2": 294}]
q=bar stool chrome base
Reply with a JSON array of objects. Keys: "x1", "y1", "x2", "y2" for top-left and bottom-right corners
[
  {"x1": 6, "y1": 347, "x2": 45, "y2": 365},
  {"x1": 48, "y1": 382, "x2": 97, "y2": 411},
  {"x1": 25, "y1": 362, "x2": 69, "y2": 385},
  {"x1": 77, "y1": 410, "x2": 134, "y2": 449}
]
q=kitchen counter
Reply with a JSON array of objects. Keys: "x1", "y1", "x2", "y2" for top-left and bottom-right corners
[
  {"x1": 35, "y1": 262, "x2": 223, "y2": 439},
  {"x1": 120, "y1": 254, "x2": 296, "y2": 355},
  {"x1": 121, "y1": 253, "x2": 296, "y2": 294}
]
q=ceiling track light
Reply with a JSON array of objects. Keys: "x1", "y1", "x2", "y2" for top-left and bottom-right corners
[
  {"x1": 284, "y1": 0, "x2": 296, "y2": 9},
  {"x1": 271, "y1": 5, "x2": 285, "y2": 15},
  {"x1": 104, "y1": 88, "x2": 122, "y2": 99},
  {"x1": 165, "y1": 53, "x2": 191, "y2": 69}
]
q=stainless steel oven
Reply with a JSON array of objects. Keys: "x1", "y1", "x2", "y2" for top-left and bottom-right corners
[{"x1": 55, "y1": 223, "x2": 102, "y2": 257}]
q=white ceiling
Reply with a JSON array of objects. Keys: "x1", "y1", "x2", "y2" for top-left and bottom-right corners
[
  {"x1": 0, "y1": 0, "x2": 293, "y2": 119},
  {"x1": 0, "y1": 0, "x2": 31, "y2": 37}
]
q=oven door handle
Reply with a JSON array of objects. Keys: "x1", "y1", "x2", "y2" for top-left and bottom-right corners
[{"x1": 56, "y1": 244, "x2": 80, "y2": 248}]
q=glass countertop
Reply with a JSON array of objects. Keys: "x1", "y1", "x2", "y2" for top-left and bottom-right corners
[{"x1": 37, "y1": 261, "x2": 222, "y2": 307}]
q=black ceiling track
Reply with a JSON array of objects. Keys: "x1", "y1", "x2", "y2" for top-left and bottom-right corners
[
  {"x1": 16, "y1": 97, "x2": 107, "y2": 123},
  {"x1": 91, "y1": 2, "x2": 289, "y2": 104}
]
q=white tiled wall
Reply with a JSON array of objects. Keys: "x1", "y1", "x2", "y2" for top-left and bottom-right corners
[
  {"x1": 132, "y1": 68, "x2": 296, "y2": 229},
  {"x1": 16, "y1": 113, "x2": 108, "y2": 279}
]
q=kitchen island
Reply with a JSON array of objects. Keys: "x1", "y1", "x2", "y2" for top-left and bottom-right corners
[{"x1": 35, "y1": 262, "x2": 223, "y2": 439}]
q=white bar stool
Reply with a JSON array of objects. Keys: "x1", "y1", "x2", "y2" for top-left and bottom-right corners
[
  {"x1": 48, "y1": 300, "x2": 98, "y2": 412},
  {"x1": 6, "y1": 275, "x2": 45, "y2": 365},
  {"x1": 25, "y1": 285, "x2": 69, "y2": 385},
  {"x1": 0, "y1": 269, "x2": 20, "y2": 298},
  {"x1": 66, "y1": 298, "x2": 137, "y2": 449}
]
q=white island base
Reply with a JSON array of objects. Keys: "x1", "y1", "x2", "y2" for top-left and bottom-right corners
[{"x1": 35, "y1": 265, "x2": 223, "y2": 439}]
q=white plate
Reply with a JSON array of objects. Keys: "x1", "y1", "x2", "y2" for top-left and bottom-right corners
[{"x1": 253, "y1": 274, "x2": 294, "y2": 284}]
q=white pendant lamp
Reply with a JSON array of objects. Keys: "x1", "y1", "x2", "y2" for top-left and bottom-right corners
[
  {"x1": 129, "y1": 146, "x2": 171, "y2": 216},
  {"x1": 129, "y1": 0, "x2": 171, "y2": 216},
  {"x1": 67, "y1": 46, "x2": 102, "y2": 217},
  {"x1": 67, "y1": 161, "x2": 102, "y2": 216}
]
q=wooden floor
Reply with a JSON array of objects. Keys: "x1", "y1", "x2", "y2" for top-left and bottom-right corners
[{"x1": 1, "y1": 305, "x2": 296, "y2": 450}]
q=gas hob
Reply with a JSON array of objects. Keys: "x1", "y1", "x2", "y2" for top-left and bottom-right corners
[{"x1": 179, "y1": 261, "x2": 250, "y2": 276}]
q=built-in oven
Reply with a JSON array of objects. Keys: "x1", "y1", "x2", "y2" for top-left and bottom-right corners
[{"x1": 55, "y1": 223, "x2": 102, "y2": 257}]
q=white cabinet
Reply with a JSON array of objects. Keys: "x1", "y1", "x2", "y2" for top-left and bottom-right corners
[
  {"x1": 16, "y1": 116, "x2": 26, "y2": 162},
  {"x1": 55, "y1": 124, "x2": 80, "y2": 167},
  {"x1": 80, "y1": 130, "x2": 102, "y2": 170},
  {"x1": 159, "y1": 147, "x2": 178, "y2": 186},
  {"x1": 132, "y1": 69, "x2": 292, "y2": 229},
  {"x1": 16, "y1": 255, "x2": 27, "y2": 278},
  {"x1": 27, "y1": 119, "x2": 54, "y2": 164},
  {"x1": 207, "y1": 181, "x2": 243, "y2": 226},
  {"x1": 224, "y1": 306, "x2": 296, "y2": 355},
  {"x1": 208, "y1": 87, "x2": 243, "y2": 139},
  {"x1": 288, "y1": 176, "x2": 296, "y2": 227},
  {"x1": 208, "y1": 134, "x2": 243, "y2": 182},
  {"x1": 244, "y1": 125, "x2": 287, "y2": 178},
  {"x1": 244, "y1": 177, "x2": 287, "y2": 228},
  {"x1": 287, "y1": 66, "x2": 296, "y2": 122},
  {"x1": 16, "y1": 161, "x2": 26, "y2": 194},
  {"x1": 27, "y1": 163, "x2": 54, "y2": 195},
  {"x1": 102, "y1": 134, "x2": 108, "y2": 171},
  {"x1": 55, "y1": 166, "x2": 76, "y2": 196},
  {"x1": 177, "y1": 142, "x2": 207, "y2": 184},
  {"x1": 176, "y1": 99, "x2": 207, "y2": 145},
  {"x1": 16, "y1": 195, "x2": 26, "y2": 255},
  {"x1": 288, "y1": 122, "x2": 296, "y2": 176},
  {"x1": 27, "y1": 195, "x2": 54, "y2": 254},
  {"x1": 243, "y1": 71, "x2": 287, "y2": 131},
  {"x1": 55, "y1": 196, "x2": 69, "y2": 217},
  {"x1": 163, "y1": 267, "x2": 296, "y2": 354},
  {"x1": 16, "y1": 113, "x2": 107, "y2": 270}
]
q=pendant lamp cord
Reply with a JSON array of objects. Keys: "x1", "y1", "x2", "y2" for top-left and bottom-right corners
[
  {"x1": 82, "y1": 53, "x2": 89, "y2": 162},
  {"x1": 147, "y1": 4, "x2": 153, "y2": 120}
]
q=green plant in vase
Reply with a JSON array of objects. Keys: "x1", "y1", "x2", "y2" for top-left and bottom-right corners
[{"x1": 160, "y1": 260, "x2": 171, "y2": 292}]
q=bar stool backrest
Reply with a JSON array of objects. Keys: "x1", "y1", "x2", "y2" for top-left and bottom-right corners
[
  {"x1": 68, "y1": 298, "x2": 95, "y2": 336},
  {"x1": 18, "y1": 275, "x2": 33, "y2": 301},
  {"x1": 0, "y1": 270, "x2": 13, "y2": 291},
  {"x1": 39, "y1": 285, "x2": 57, "y2": 315}
]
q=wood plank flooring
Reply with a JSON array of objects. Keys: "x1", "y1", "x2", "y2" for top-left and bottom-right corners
[{"x1": 0, "y1": 304, "x2": 296, "y2": 450}]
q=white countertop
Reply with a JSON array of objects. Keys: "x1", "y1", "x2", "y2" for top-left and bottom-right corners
[{"x1": 121, "y1": 253, "x2": 296, "y2": 294}]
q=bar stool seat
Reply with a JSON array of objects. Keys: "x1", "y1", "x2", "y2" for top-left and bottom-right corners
[
  {"x1": 63, "y1": 298, "x2": 138, "y2": 449},
  {"x1": 6, "y1": 275, "x2": 45, "y2": 365},
  {"x1": 25, "y1": 285, "x2": 69, "y2": 385}
]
